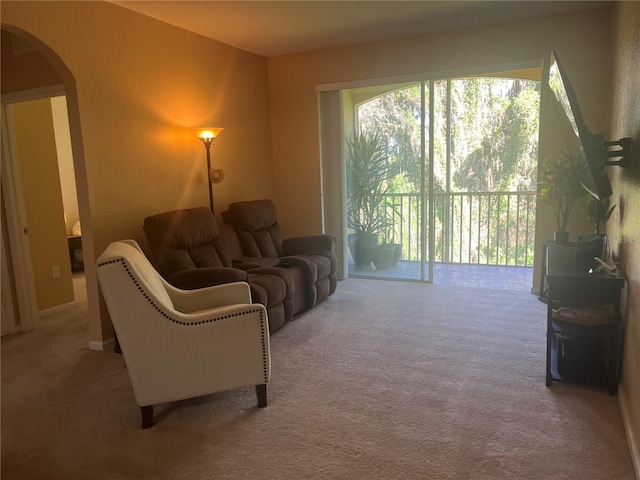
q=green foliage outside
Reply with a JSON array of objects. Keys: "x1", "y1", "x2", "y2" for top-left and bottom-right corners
[{"x1": 354, "y1": 77, "x2": 541, "y2": 267}]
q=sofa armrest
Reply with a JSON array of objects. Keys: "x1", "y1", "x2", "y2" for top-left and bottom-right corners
[
  {"x1": 165, "y1": 281, "x2": 253, "y2": 313},
  {"x1": 166, "y1": 267, "x2": 249, "y2": 291},
  {"x1": 283, "y1": 234, "x2": 336, "y2": 256}
]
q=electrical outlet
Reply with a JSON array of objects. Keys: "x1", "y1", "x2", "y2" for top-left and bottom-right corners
[{"x1": 52, "y1": 265, "x2": 60, "y2": 278}]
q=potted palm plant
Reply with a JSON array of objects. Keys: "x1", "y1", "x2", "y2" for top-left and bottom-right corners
[
  {"x1": 577, "y1": 191, "x2": 616, "y2": 266},
  {"x1": 580, "y1": 192, "x2": 616, "y2": 236},
  {"x1": 538, "y1": 151, "x2": 588, "y2": 244},
  {"x1": 372, "y1": 223, "x2": 402, "y2": 270},
  {"x1": 346, "y1": 131, "x2": 397, "y2": 267}
]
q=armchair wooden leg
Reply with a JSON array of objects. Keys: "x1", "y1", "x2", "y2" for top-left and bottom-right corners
[
  {"x1": 141, "y1": 405, "x2": 153, "y2": 429},
  {"x1": 256, "y1": 384, "x2": 268, "y2": 408}
]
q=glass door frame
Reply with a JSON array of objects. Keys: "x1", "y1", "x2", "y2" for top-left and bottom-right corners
[{"x1": 318, "y1": 59, "x2": 543, "y2": 285}]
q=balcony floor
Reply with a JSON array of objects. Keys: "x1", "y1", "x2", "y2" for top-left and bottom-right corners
[{"x1": 348, "y1": 260, "x2": 534, "y2": 292}]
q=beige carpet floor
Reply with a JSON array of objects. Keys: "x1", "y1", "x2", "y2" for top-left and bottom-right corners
[{"x1": 1, "y1": 277, "x2": 635, "y2": 479}]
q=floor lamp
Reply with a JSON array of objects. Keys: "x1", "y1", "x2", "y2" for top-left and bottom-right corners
[{"x1": 197, "y1": 128, "x2": 224, "y2": 213}]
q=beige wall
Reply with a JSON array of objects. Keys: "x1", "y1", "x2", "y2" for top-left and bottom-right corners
[
  {"x1": 12, "y1": 98, "x2": 74, "y2": 311},
  {"x1": 1, "y1": 1, "x2": 275, "y2": 344},
  {"x1": 610, "y1": 1, "x2": 640, "y2": 473},
  {"x1": 268, "y1": 7, "x2": 613, "y2": 242}
]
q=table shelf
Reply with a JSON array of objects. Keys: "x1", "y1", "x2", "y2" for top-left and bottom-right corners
[{"x1": 544, "y1": 245, "x2": 624, "y2": 396}]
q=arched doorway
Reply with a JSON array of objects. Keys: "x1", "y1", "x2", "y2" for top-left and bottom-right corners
[{"x1": 1, "y1": 25, "x2": 104, "y2": 350}]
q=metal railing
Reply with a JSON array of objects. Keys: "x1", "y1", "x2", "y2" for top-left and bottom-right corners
[{"x1": 382, "y1": 191, "x2": 536, "y2": 267}]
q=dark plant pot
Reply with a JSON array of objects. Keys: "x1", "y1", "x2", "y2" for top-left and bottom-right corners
[
  {"x1": 554, "y1": 230, "x2": 569, "y2": 244},
  {"x1": 391, "y1": 243, "x2": 402, "y2": 265},
  {"x1": 379, "y1": 242, "x2": 402, "y2": 266},
  {"x1": 349, "y1": 232, "x2": 378, "y2": 268},
  {"x1": 347, "y1": 233, "x2": 359, "y2": 263},
  {"x1": 372, "y1": 244, "x2": 396, "y2": 270},
  {"x1": 576, "y1": 234, "x2": 607, "y2": 271}
]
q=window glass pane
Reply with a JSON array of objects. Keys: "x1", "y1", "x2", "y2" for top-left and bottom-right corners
[
  {"x1": 350, "y1": 83, "x2": 425, "y2": 280},
  {"x1": 344, "y1": 74, "x2": 539, "y2": 282}
]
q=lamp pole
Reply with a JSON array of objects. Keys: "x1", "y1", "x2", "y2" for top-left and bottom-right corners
[
  {"x1": 197, "y1": 128, "x2": 223, "y2": 214},
  {"x1": 202, "y1": 139, "x2": 214, "y2": 212}
]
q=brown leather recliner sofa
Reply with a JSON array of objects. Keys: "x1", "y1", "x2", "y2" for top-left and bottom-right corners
[
  {"x1": 143, "y1": 208, "x2": 294, "y2": 332},
  {"x1": 224, "y1": 199, "x2": 337, "y2": 310},
  {"x1": 143, "y1": 202, "x2": 337, "y2": 333}
]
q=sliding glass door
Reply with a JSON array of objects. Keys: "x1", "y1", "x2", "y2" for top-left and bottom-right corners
[
  {"x1": 348, "y1": 82, "x2": 430, "y2": 280},
  {"x1": 337, "y1": 70, "x2": 540, "y2": 283}
]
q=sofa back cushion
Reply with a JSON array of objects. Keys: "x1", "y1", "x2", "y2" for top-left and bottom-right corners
[
  {"x1": 143, "y1": 208, "x2": 233, "y2": 276},
  {"x1": 227, "y1": 200, "x2": 284, "y2": 258},
  {"x1": 218, "y1": 223, "x2": 244, "y2": 261}
]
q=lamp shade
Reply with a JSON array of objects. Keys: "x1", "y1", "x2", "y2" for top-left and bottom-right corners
[{"x1": 197, "y1": 128, "x2": 224, "y2": 141}]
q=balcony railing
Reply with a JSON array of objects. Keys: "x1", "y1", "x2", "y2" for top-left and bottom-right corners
[{"x1": 383, "y1": 191, "x2": 536, "y2": 267}]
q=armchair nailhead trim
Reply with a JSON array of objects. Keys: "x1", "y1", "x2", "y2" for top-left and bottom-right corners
[
  {"x1": 261, "y1": 320, "x2": 268, "y2": 381},
  {"x1": 99, "y1": 257, "x2": 269, "y2": 382}
]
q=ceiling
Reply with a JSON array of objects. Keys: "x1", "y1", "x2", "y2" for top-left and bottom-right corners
[{"x1": 109, "y1": 1, "x2": 611, "y2": 57}]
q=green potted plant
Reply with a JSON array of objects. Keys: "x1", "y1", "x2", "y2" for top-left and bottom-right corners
[
  {"x1": 577, "y1": 191, "x2": 616, "y2": 266},
  {"x1": 346, "y1": 131, "x2": 397, "y2": 267},
  {"x1": 580, "y1": 192, "x2": 616, "y2": 235},
  {"x1": 373, "y1": 223, "x2": 402, "y2": 270},
  {"x1": 538, "y1": 150, "x2": 588, "y2": 244}
]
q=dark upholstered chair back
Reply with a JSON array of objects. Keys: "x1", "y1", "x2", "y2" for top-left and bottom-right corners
[
  {"x1": 227, "y1": 199, "x2": 284, "y2": 258},
  {"x1": 143, "y1": 207, "x2": 233, "y2": 277}
]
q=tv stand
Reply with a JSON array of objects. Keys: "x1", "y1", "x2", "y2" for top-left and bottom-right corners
[{"x1": 544, "y1": 245, "x2": 624, "y2": 395}]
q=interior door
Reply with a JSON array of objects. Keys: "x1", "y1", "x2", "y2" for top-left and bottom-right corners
[{"x1": 1, "y1": 101, "x2": 39, "y2": 332}]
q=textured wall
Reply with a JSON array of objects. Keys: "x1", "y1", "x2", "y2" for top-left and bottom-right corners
[
  {"x1": 1, "y1": 1, "x2": 274, "y2": 344},
  {"x1": 267, "y1": 8, "x2": 613, "y2": 237},
  {"x1": 610, "y1": 1, "x2": 640, "y2": 472}
]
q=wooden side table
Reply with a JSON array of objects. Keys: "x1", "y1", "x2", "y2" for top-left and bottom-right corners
[
  {"x1": 545, "y1": 245, "x2": 624, "y2": 395},
  {"x1": 68, "y1": 235, "x2": 84, "y2": 273},
  {"x1": 538, "y1": 240, "x2": 576, "y2": 303}
]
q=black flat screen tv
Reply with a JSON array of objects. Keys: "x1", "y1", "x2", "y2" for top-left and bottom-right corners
[{"x1": 548, "y1": 50, "x2": 613, "y2": 199}]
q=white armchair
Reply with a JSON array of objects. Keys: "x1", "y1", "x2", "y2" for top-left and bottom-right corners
[{"x1": 96, "y1": 240, "x2": 270, "y2": 428}]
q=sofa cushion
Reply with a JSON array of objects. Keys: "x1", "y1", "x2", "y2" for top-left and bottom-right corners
[
  {"x1": 166, "y1": 267, "x2": 249, "y2": 290},
  {"x1": 233, "y1": 257, "x2": 281, "y2": 269},
  {"x1": 226, "y1": 199, "x2": 338, "y2": 312},
  {"x1": 144, "y1": 208, "x2": 233, "y2": 276},
  {"x1": 310, "y1": 254, "x2": 332, "y2": 281},
  {"x1": 227, "y1": 200, "x2": 284, "y2": 258},
  {"x1": 218, "y1": 223, "x2": 244, "y2": 260}
]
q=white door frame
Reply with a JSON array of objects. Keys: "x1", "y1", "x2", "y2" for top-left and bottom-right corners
[
  {"x1": 1, "y1": 219, "x2": 18, "y2": 336},
  {"x1": 1, "y1": 84, "x2": 66, "y2": 332}
]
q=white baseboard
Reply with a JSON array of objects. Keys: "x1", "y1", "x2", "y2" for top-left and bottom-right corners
[
  {"x1": 39, "y1": 301, "x2": 76, "y2": 318},
  {"x1": 88, "y1": 337, "x2": 116, "y2": 352},
  {"x1": 619, "y1": 387, "x2": 640, "y2": 479}
]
